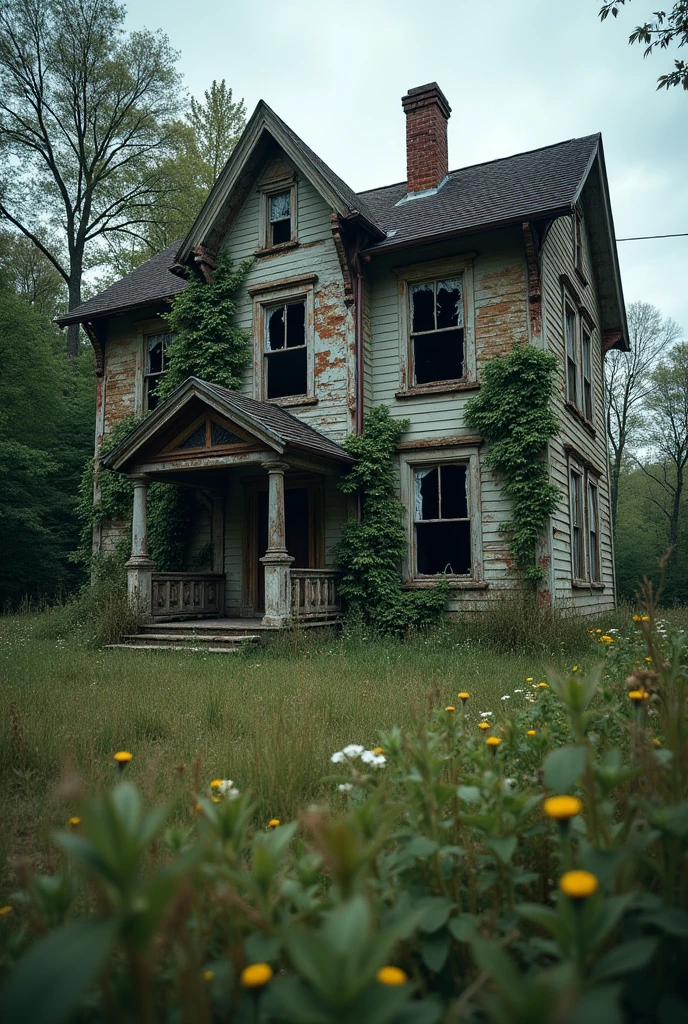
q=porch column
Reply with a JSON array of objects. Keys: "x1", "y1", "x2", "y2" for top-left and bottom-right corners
[
  {"x1": 125, "y1": 475, "x2": 155, "y2": 619},
  {"x1": 260, "y1": 460, "x2": 293, "y2": 627}
]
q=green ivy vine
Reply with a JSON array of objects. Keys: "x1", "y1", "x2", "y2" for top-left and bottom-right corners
[
  {"x1": 464, "y1": 344, "x2": 560, "y2": 581},
  {"x1": 77, "y1": 249, "x2": 251, "y2": 571},
  {"x1": 334, "y1": 406, "x2": 447, "y2": 634}
]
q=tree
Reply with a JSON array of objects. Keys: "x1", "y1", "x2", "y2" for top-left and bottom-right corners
[
  {"x1": 605, "y1": 301, "x2": 681, "y2": 533},
  {"x1": 0, "y1": 0, "x2": 182, "y2": 357},
  {"x1": 642, "y1": 342, "x2": 688, "y2": 573},
  {"x1": 600, "y1": 1, "x2": 688, "y2": 90},
  {"x1": 0, "y1": 228, "x2": 66, "y2": 319},
  {"x1": 189, "y1": 80, "x2": 246, "y2": 190}
]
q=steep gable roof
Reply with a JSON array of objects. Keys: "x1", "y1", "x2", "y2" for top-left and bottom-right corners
[{"x1": 55, "y1": 241, "x2": 186, "y2": 327}]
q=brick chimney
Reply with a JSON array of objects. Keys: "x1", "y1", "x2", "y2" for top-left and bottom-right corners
[{"x1": 401, "y1": 83, "x2": 451, "y2": 193}]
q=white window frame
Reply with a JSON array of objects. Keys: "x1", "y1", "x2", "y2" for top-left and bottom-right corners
[
  {"x1": 399, "y1": 446, "x2": 483, "y2": 583},
  {"x1": 568, "y1": 456, "x2": 602, "y2": 584},
  {"x1": 395, "y1": 254, "x2": 476, "y2": 393},
  {"x1": 258, "y1": 177, "x2": 298, "y2": 251},
  {"x1": 251, "y1": 279, "x2": 315, "y2": 405}
]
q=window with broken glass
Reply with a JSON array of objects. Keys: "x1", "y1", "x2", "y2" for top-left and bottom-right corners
[
  {"x1": 414, "y1": 464, "x2": 471, "y2": 576},
  {"x1": 264, "y1": 300, "x2": 307, "y2": 399},
  {"x1": 409, "y1": 278, "x2": 464, "y2": 385},
  {"x1": 268, "y1": 190, "x2": 292, "y2": 247},
  {"x1": 145, "y1": 332, "x2": 173, "y2": 410}
]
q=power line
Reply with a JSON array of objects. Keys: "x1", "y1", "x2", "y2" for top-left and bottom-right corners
[{"x1": 616, "y1": 232, "x2": 688, "y2": 241}]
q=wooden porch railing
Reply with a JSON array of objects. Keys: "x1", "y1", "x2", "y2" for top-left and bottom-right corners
[
  {"x1": 290, "y1": 569, "x2": 341, "y2": 621},
  {"x1": 151, "y1": 573, "x2": 225, "y2": 618}
]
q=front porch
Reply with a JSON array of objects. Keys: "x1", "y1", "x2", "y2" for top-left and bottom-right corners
[{"x1": 102, "y1": 378, "x2": 353, "y2": 632}]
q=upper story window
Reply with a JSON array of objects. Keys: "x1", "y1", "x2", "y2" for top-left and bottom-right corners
[
  {"x1": 563, "y1": 291, "x2": 595, "y2": 425},
  {"x1": 264, "y1": 299, "x2": 307, "y2": 399},
  {"x1": 581, "y1": 324, "x2": 593, "y2": 421},
  {"x1": 565, "y1": 301, "x2": 578, "y2": 407},
  {"x1": 145, "y1": 332, "x2": 173, "y2": 410},
  {"x1": 269, "y1": 191, "x2": 292, "y2": 246},
  {"x1": 410, "y1": 278, "x2": 464, "y2": 385}
]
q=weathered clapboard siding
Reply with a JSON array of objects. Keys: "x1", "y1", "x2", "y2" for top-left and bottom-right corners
[
  {"x1": 541, "y1": 210, "x2": 616, "y2": 613},
  {"x1": 220, "y1": 153, "x2": 356, "y2": 441},
  {"x1": 368, "y1": 228, "x2": 531, "y2": 611}
]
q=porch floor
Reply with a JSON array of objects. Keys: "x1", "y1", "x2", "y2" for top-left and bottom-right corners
[{"x1": 139, "y1": 617, "x2": 341, "y2": 634}]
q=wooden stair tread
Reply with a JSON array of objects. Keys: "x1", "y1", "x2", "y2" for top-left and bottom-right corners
[{"x1": 105, "y1": 643, "x2": 240, "y2": 653}]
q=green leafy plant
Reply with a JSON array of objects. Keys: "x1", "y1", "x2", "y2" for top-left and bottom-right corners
[
  {"x1": 334, "y1": 406, "x2": 447, "y2": 634},
  {"x1": 465, "y1": 344, "x2": 560, "y2": 581}
]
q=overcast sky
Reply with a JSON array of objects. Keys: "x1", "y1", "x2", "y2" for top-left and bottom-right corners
[{"x1": 129, "y1": 0, "x2": 688, "y2": 337}]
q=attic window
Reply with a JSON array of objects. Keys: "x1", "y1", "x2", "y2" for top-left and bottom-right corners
[
  {"x1": 410, "y1": 278, "x2": 464, "y2": 385},
  {"x1": 265, "y1": 300, "x2": 307, "y2": 399},
  {"x1": 269, "y1": 191, "x2": 292, "y2": 246},
  {"x1": 414, "y1": 464, "x2": 471, "y2": 575}
]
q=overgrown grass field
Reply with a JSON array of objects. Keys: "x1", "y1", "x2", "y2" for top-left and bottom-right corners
[{"x1": 0, "y1": 602, "x2": 655, "y2": 896}]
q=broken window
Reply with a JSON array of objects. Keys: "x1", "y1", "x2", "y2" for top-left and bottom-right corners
[
  {"x1": 570, "y1": 467, "x2": 584, "y2": 579},
  {"x1": 581, "y1": 325, "x2": 593, "y2": 421},
  {"x1": 145, "y1": 332, "x2": 173, "y2": 410},
  {"x1": 588, "y1": 478, "x2": 599, "y2": 581},
  {"x1": 410, "y1": 278, "x2": 464, "y2": 385},
  {"x1": 565, "y1": 303, "x2": 578, "y2": 406},
  {"x1": 269, "y1": 190, "x2": 292, "y2": 246},
  {"x1": 414, "y1": 464, "x2": 471, "y2": 575},
  {"x1": 265, "y1": 300, "x2": 307, "y2": 399}
]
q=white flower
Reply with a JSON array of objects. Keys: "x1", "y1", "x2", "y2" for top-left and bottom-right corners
[
  {"x1": 513, "y1": 689, "x2": 523, "y2": 693},
  {"x1": 226, "y1": 787, "x2": 240, "y2": 800},
  {"x1": 342, "y1": 744, "x2": 365, "y2": 758},
  {"x1": 331, "y1": 751, "x2": 346, "y2": 763},
  {"x1": 361, "y1": 750, "x2": 386, "y2": 767},
  {"x1": 501, "y1": 777, "x2": 516, "y2": 794},
  {"x1": 480, "y1": 711, "x2": 493, "y2": 718},
  {"x1": 338, "y1": 783, "x2": 353, "y2": 792},
  {"x1": 216, "y1": 779, "x2": 234, "y2": 795},
  {"x1": 501, "y1": 695, "x2": 511, "y2": 701}
]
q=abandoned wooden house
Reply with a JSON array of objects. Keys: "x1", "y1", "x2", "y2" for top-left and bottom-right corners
[{"x1": 57, "y1": 83, "x2": 628, "y2": 639}]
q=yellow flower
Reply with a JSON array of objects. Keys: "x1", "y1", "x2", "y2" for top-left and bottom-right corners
[
  {"x1": 458, "y1": 692, "x2": 470, "y2": 701},
  {"x1": 478, "y1": 721, "x2": 491, "y2": 731},
  {"x1": 241, "y1": 963, "x2": 273, "y2": 988},
  {"x1": 537, "y1": 682, "x2": 549, "y2": 689},
  {"x1": 114, "y1": 751, "x2": 132, "y2": 768},
  {"x1": 376, "y1": 966, "x2": 408, "y2": 986},
  {"x1": 203, "y1": 970, "x2": 214, "y2": 982},
  {"x1": 633, "y1": 614, "x2": 642, "y2": 623},
  {"x1": 543, "y1": 796, "x2": 582, "y2": 821},
  {"x1": 210, "y1": 779, "x2": 223, "y2": 789},
  {"x1": 596, "y1": 628, "x2": 602, "y2": 633},
  {"x1": 373, "y1": 747, "x2": 384, "y2": 755},
  {"x1": 268, "y1": 818, "x2": 280, "y2": 828},
  {"x1": 571, "y1": 666, "x2": 578, "y2": 672},
  {"x1": 527, "y1": 729, "x2": 537, "y2": 737},
  {"x1": 628, "y1": 690, "x2": 649, "y2": 702},
  {"x1": 194, "y1": 802, "x2": 202, "y2": 814},
  {"x1": 0, "y1": 905, "x2": 13, "y2": 917},
  {"x1": 599, "y1": 635, "x2": 614, "y2": 644},
  {"x1": 445, "y1": 705, "x2": 455, "y2": 713},
  {"x1": 560, "y1": 870, "x2": 598, "y2": 899},
  {"x1": 486, "y1": 736, "x2": 502, "y2": 748},
  {"x1": 211, "y1": 797, "x2": 222, "y2": 804},
  {"x1": 526, "y1": 677, "x2": 534, "y2": 683},
  {"x1": 652, "y1": 738, "x2": 662, "y2": 747},
  {"x1": 68, "y1": 816, "x2": 81, "y2": 828},
  {"x1": 641, "y1": 615, "x2": 650, "y2": 621},
  {"x1": 645, "y1": 657, "x2": 653, "y2": 663}
]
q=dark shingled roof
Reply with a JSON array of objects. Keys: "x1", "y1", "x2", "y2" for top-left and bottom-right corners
[
  {"x1": 57, "y1": 133, "x2": 600, "y2": 326},
  {"x1": 102, "y1": 376, "x2": 353, "y2": 471},
  {"x1": 359, "y1": 134, "x2": 600, "y2": 251},
  {"x1": 55, "y1": 240, "x2": 186, "y2": 326}
]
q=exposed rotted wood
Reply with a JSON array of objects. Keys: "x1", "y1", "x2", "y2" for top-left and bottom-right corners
[
  {"x1": 191, "y1": 244, "x2": 217, "y2": 284},
  {"x1": 84, "y1": 320, "x2": 106, "y2": 377},
  {"x1": 330, "y1": 213, "x2": 355, "y2": 306},
  {"x1": 396, "y1": 434, "x2": 483, "y2": 452},
  {"x1": 602, "y1": 329, "x2": 624, "y2": 354},
  {"x1": 247, "y1": 272, "x2": 318, "y2": 295}
]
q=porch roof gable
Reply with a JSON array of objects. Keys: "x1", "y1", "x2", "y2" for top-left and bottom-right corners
[{"x1": 101, "y1": 377, "x2": 354, "y2": 473}]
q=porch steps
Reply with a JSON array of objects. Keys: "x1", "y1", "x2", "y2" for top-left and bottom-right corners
[
  {"x1": 121, "y1": 633, "x2": 260, "y2": 645},
  {"x1": 105, "y1": 643, "x2": 241, "y2": 653}
]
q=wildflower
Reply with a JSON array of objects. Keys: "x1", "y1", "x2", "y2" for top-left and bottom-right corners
[
  {"x1": 114, "y1": 751, "x2": 132, "y2": 769},
  {"x1": 560, "y1": 870, "x2": 598, "y2": 900},
  {"x1": 537, "y1": 682, "x2": 549, "y2": 689},
  {"x1": 268, "y1": 819, "x2": 280, "y2": 828},
  {"x1": 526, "y1": 677, "x2": 533, "y2": 683},
  {"x1": 338, "y1": 783, "x2": 353, "y2": 792},
  {"x1": 68, "y1": 816, "x2": 81, "y2": 828},
  {"x1": 361, "y1": 750, "x2": 386, "y2": 767},
  {"x1": 372, "y1": 747, "x2": 384, "y2": 755},
  {"x1": 645, "y1": 657, "x2": 653, "y2": 663},
  {"x1": 486, "y1": 736, "x2": 502, "y2": 749},
  {"x1": 376, "y1": 966, "x2": 408, "y2": 986},
  {"x1": 543, "y1": 796, "x2": 582, "y2": 821},
  {"x1": 633, "y1": 615, "x2": 642, "y2": 623},
  {"x1": 210, "y1": 779, "x2": 223, "y2": 788},
  {"x1": 211, "y1": 797, "x2": 221, "y2": 804},
  {"x1": 652, "y1": 738, "x2": 662, "y2": 747},
  {"x1": 527, "y1": 729, "x2": 536, "y2": 736},
  {"x1": 596, "y1": 629, "x2": 602, "y2": 633},
  {"x1": 572, "y1": 666, "x2": 578, "y2": 672},
  {"x1": 342, "y1": 744, "x2": 365, "y2": 758},
  {"x1": 203, "y1": 970, "x2": 214, "y2": 982},
  {"x1": 641, "y1": 615, "x2": 650, "y2": 621},
  {"x1": 240, "y1": 963, "x2": 273, "y2": 988},
  {"x1": 501, "y1": 695, "x2": 511, "y2": 701},
  {"x1": 0, "y1": 906, "x2": 13, "y2": 917},
  {"x1": 331, "y1": 751, "x2": 346, "y2": 763},
  {"x1": 458, "y1": 692, "x2": 470, "y2": 701},
  {"x1": 478, "y1": 722, "x2": 491, "y2": 731},
  {"x1": 599, "y1": 635, "x2": 614, "y2": 644},
  {"x1": 445, "y1": 705, "x2": 455, "y2": 713},
  {"x1": 628, "y1": 690, "x2": 649, "y2": 703},
  {"x1": 480, "y1": 711, "x2": 493, "y2": 717}
]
